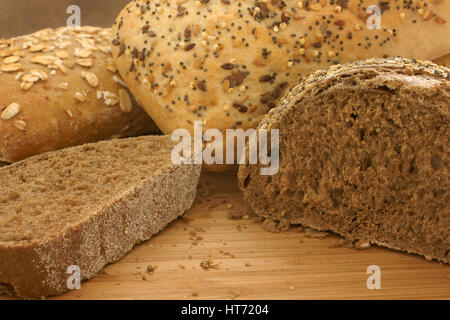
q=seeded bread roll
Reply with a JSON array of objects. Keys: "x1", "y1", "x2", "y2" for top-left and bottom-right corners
[
  {"x1": 238, "y1": 57, "x2": 449, "y2": 264},
  {"x1": 111, "y1": 0, "x2": 449, "y2": 135},
  {"x1": 0, "y1": 135, "x2": 201, "y2": 299},
  {"x1": 0, "y1": 26, "x2": 158, "y2": 163}
]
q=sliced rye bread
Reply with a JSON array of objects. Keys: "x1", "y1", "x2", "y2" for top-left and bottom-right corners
[
  {"x1": 238, "y1": 58, "x2": 449, "y2": 264},
  {"x1": 0, "y1": 136, "x2": 201, "y2": 298}
]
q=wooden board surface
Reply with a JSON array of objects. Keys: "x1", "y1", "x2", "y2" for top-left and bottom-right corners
[{"x1": 1, "y1": 168, "x2": 449, "y2": 300}]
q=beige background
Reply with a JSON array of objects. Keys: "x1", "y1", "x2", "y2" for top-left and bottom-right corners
[{"x1": 0, "y1": 0, "x2": 130, "y2": 38}]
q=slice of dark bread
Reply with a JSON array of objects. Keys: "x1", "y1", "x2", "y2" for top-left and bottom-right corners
[
  {"x1": 238, "y1": 58, "x2": 449, "y2": 264},
  {"x1": 0, "y1": 136, "x2": 201, "y2": 298}
]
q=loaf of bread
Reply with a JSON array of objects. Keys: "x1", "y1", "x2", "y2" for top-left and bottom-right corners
[
  {"x1": 0, "y1": 136, "x2": 201, "y2": 299},
  {"x1": 111, "y1": 0, "x2": 450, "y2": 135},
  {"x1": 0, "y1": 26, "x2": 158, "y2": 163},
  {"x1": 238, "y1": 58, "x2": 449, "y2": 263}
]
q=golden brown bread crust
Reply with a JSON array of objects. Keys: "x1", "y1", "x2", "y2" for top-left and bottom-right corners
[
  {"x1": 0, "y1": 136, "x2": 201, "y2": 299},
  {"x1": 112, "y1": 0, "x2": 450, "y2": 136},
  {"x1": 238, "y1": 57, "x2": 449, "y2": 263},
  {"x1": 0, "y1": 26, "x2": 159, "y2": 163},
  {"x1": 434, "y1": 53, "x2": 450, "y2": 67}
]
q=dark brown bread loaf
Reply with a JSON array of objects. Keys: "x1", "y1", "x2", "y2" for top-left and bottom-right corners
[
  {"x1": 0, "y1": 136, "x2": 201, "y2": 298},
  {"x1": 238, "y1": 58, "x2": 449, "y2": 264}
]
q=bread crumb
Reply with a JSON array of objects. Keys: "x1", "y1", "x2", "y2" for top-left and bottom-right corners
[
  {"x1": 262, "y1": 219, "x2": 278, "y2": 232},
  {"x1": 196, "y1": 183, "x2": 211, "y2": 197},
  {"x1": 304, "y1": 228, "x2": 329, "y2": 239},
  {"x1": 254, "y1": 216, "x2": 265, "y2": 223},
  {"x1": 329, "y1": 239, "x2": 346, "y2": 248},
  {"x1": 147, "y1": 265, "x2": 156, "y2": 274},
  {"x1": 227, "y1": 203, "x2": 255, "y2": 220},
  {"x1": 331, "y1": 239, "x2": 368, "y2": 249},
  {"x1": 354, "y1": 240, "x2": 371, "y2": 250},
  {"x1": 236, "y1": 224, "x2": 248, "y2": 232},
  {"x1": 262, "y1": 218, "x2": 290, "y2": 233},
  {"x1": 200, "y1": 260, "x2": 219, "y2": 270},
  {"x1": 227, "y1": 210, "x2": 244, "y2": 220}
]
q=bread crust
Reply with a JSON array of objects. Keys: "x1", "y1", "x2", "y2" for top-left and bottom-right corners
[
  {"x1": 238, "y1": 57, "x2": 450, "y2": 264},
  {"x1": 112, "y1": 0, "x2": 450, "y2": 135},
  {"x1": 434, "y1": 53, "x2": 450, "y2": 68},
  {"x1": 0, "y1": 136, "x2": 201, "y2": 299},
  {"x1": 0, "y1": 26, "x2": 158, "y2": 163}
]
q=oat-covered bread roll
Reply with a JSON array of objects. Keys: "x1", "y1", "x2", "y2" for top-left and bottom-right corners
[
  {"x1": 238, "y1": 58, "x2": 450, "y2": 263},
  {"x1": 0, "y1": 26, "x2": 158, "y2": 162},
  {"x1": 112, "y1": 0, "x2": 449, "y2": 135}
]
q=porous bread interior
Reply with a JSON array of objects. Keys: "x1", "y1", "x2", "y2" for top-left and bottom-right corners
[
  {"x1": 0, "y1": 136, "x2": 175, "y2": 244},
  {"x1": 241, "y1": 87, "x2": 449, "y2": 262}
]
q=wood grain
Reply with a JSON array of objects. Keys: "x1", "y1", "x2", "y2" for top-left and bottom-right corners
[{"x1": 1, "y1": 169, "x2": 449, "y2": 300}]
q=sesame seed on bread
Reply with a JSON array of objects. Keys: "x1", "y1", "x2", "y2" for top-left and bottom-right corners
[{"x1": 111, "y1": 0, "x2": 450, "y2": 135}]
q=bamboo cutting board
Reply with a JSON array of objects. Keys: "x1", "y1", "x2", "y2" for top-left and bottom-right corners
[{"x1": 1, "y1": 168, "x2": 449, "y2": 300}]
